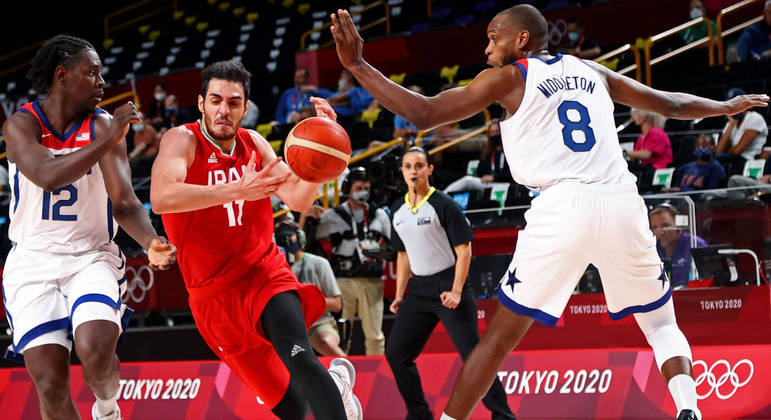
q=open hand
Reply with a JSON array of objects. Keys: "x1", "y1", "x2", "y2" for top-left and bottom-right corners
[
  {"x1": 147, "y1": 237, "x2": 177, "y2": 270},
  {"x1": 725, "y1": 94, "x2": 769, "y2": 116},
  {"x1": 310, "y1": 97, "x2": 337, "y2": 121},
  {"x1": 238, "y1": 153, "x2": 290, "y2": 200},
  {"x1": 330, "y1": 9, "x2": 364, "y2": 69}
]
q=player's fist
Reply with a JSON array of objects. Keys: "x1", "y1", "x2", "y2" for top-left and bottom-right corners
[
  {"x1": 109, "y1": 101, "x2": 143, "y2": 142},
  {"x1": 148, "y1": 236, "x2": 177, "y2": 271},
  {"x1": 390, "y1": 297, "x2": 403, "y2": 314},
  {"x1": 440, "y1": 290, "x2": 461, "y2": 309}
]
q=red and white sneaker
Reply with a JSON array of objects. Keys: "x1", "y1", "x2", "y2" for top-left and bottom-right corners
[{"x1": 91, "y1": 402, "x2": 121, "y2": 420}]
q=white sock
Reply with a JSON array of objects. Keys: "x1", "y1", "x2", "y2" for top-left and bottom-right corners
[
  {"x1": 440, "y1": 413, "x2": 457, "y2": 420},
  {"x1": 668, "y1": 374, "x2": 700, "y2": 419},
  {"x1": 96, "y1": 392, "x2": 119, "y2": 415}
]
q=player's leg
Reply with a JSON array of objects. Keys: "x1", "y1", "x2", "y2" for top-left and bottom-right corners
[
  {"x1": 74, "y1": 319, "x2": 121, "y2": 419},
  {"x1": 357, "y1": 277, "x2": 385, "y2": 355},
  {"x1": 24, "y1": 344, "x2": 79, "y2": 419},
  {"x1": 309, "y1": 320, "x2": 347, "y2": 357},
  {"x1": 594, "y1": 186, "x2": 699, "y2": 420},
  {"x1": 437, "y1": 289, "x2": 515, "y2": 420},
  {"x1": 68, "y1": 250, "x2": 127, "y2": 420},
  {"x1": 385, "y1": 294, "x2": 440, "y2": 420},
  {"x1": 443, "y1": 184, "x2": 592, "y2": 419},
  {"x1": 271, "y1": 377, "x2": 310, "y2": 420},
  {"x1": 443, "y1": 303, "x2": 533, "y2": 420},
  {"x1": 634, "y1": 302, "x2": 699, "y2": 420},
  {"x1": 261, "y1": 291, "x2": 350, "y2": 419}
]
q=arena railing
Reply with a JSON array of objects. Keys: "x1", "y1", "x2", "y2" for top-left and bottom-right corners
[
  {"x1": 642, "y1": 17, "x2": 716, "y2": 87},
  {"x1": 716, "y1": 0, "x2": 765, "y2": 65},
  {"x1": 104, "y1": 0, "x2": 178, "y2": 40},
  {"x1": 593, "y1": 43, "x2": 643, "y2": 82},
  {"x1": 300, "y1": 0, "x2": 390, "y2": 50}
]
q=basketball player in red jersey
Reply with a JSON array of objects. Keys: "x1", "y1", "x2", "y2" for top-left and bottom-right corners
[{"x1": 150, "y1": 60, "x2": 362, "y2": 420}]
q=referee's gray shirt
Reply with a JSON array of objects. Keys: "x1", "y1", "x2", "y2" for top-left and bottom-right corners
[{"x1": 391, "y1": 188, "x2": 474, "y2": 276}]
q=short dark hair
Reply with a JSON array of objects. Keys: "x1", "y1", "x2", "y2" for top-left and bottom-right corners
[
  {"x1": 27, "y1": 35, "x2": 95, "y2": 95},
  {"x1": 201, "y1": 60, "x2": 252, "y2": 99},
  {"x1": 498, "y1": 5, "x2": 549, "y2": 50},
  {"x1": 153, "y1": 81, "x2": 166, "y2": 90},
  {"x1": 402, "y1": 146, "x2": 432, "y2": 164}
]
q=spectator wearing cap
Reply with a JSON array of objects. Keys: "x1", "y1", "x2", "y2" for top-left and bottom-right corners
[
  {"x1": 312, "y1": 167, "x2": 391, "y2": 355},
  {"x1": 627, "y1": 108, "x2": 673, "y2": 169},
  {"x1": 387, "y1": 147, "x2": 515, "y2": 420},
  {"x1": 276, "y1": 222, "x2": 347, "y2": 357},
  {"x1": 716, "y1": 88, "x2": 768, "y2": 161},
  {"x1": 736, "y1": 0, "x2": 771, "y2": 62},
  {"x1": 649, "y1": 205, "x2": 708, "y2": 289}
]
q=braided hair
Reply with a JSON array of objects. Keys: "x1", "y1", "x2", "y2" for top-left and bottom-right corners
[{"x1": 27, "y1": 35, "x2": 95, "y2": 95}]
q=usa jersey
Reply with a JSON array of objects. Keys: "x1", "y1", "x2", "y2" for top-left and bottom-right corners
[
  {"x1": 161, "y1": 121, "x2": 281, "y2": 290},
  {"x1": 8, "y1": 102, "x2": 116, "y2": 253},
  {"x1": 499, "y1": 54, "x2": 635, "y2": 190}
]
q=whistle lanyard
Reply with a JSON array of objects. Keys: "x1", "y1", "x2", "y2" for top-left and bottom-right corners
[{"x1": 404, "y1": 187, "x2": 436, "y2": 214}]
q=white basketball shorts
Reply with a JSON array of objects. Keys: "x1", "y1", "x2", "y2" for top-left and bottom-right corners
[
  {"x1": 498, "y1": 182, "x2": 670, "y2": 326},
  {"x1": 2, "y1": 242, "x2": 128, "y2": 357}
]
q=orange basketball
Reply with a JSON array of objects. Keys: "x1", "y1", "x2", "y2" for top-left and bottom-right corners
[{"x1": 284, "y1": 117, "x2": 352, "y2": 183}]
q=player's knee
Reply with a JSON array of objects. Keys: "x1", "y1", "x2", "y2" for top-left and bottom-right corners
[
  {"x1": 642, "y1": 323, "x2": 692, "y2": 370},
  {"x1": 75, "y1": 334, "x2": 117, "y2": 371},
  {"x1": 30, "y1": 371, "x2": 70, "y2": 405}
]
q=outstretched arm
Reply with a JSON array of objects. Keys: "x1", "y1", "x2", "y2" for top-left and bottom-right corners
[
  {"x1": 331, "y1": 10, "x2": 513, "y2": 130},
  {"x1": 586, "y1": 61, "x2": 768, "y2": 119}
]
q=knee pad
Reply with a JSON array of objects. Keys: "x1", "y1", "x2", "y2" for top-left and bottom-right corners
[{"x1": 635, "y1": 305, "x2": 692, "y2": 371}]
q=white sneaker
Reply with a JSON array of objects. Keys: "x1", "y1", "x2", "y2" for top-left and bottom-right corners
[
  {"x1": 328, "y1": 358, "x2": 363, "y2": 420},
  {"x1": 91, "y1": 402, "x2": 121, "y2": 420}
]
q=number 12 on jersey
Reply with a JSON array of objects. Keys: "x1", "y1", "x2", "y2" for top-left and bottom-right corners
[
  {"x1": 223, "y1": 200, "x2": 245, "y2": 227},
  {"x1": 558, "y1": 101, "x2": 596, "y2": 152}
]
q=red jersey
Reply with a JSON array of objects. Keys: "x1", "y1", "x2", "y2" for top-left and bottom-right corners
[{"x1": 162, "y1": 121, "x2": 283, "y2": 289}]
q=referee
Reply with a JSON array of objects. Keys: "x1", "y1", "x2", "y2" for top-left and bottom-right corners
[{"x1": 387, "y1": 147, "x2": 515, "y2": 420}]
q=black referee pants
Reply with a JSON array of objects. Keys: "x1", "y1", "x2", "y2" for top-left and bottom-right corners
[{"x1": 386, "y1": 270, "x2": 515, "y2": 420}]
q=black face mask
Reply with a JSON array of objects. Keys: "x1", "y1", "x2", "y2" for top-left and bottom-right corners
[{"x1": 490, "y1": 134, "x2": 502, "y2": 146}]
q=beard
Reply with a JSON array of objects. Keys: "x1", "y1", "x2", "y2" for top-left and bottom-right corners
[{"x1": 202, "y1": 112, "x2": 241, "y2": 141}]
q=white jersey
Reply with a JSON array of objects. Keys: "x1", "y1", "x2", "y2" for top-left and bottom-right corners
[
  {"x1": 8, "y1": 102, "x2": 117, "y2": 254},
  {"x1": 499, "y1": 54, "x2": 635, "y2": 191}
]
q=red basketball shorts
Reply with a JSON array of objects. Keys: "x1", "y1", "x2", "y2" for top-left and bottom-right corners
[{"x1": 187, "y1": 257, "x2": 325, "y2": 408}]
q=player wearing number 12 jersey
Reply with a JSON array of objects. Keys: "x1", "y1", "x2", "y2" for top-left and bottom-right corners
[
  {"x1": 330, "y1": 5, "x2": 768, "y2": 420},
  {"x1": 152, "y1": 60, "x2": 362, "y2": 420}
]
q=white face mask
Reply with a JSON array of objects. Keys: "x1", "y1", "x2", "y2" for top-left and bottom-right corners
[
  {"x1": 132, "y1": 123, "x2": 144, "y2": 132},
  {"x1": 690, "y1": 8, "x2": 703, "y2": 19},
  {"x1": 352, "y1": 190, "x2": 369, "y2": 204},
  {"x1": 337, "y1": 78, "x2": 347, "y2": 91},
  {"x1": 154, "y1": 92, "x2": 166, "y2": 101}
]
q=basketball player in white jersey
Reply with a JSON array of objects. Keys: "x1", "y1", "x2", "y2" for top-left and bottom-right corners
[
  {"x1": 1, "y1": 35, "x2": 176, "y2": 420},
  {"x1": 330, "y1": 6, "x2": 768, "y2": 420}
]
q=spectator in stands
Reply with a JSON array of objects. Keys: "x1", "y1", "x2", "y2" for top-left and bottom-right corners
[
  {"x1": 680, "y1": 0, "x2": 718, "y2": 44},
  {"x1": 128, "y1": 120, "x2": 160, "y2": 177},
  {"x1": 313, "y1": 167, "x2": 391, "y2": 355},
  {"x1": 649, "y1": 204, "x2": 707, "y2": 289},
  {"x1": 726, "y1": 154, "x2": 771, "y2": 197},
  {"x1": 147, "y1": 81, "x2": 168, "y2": 130},
  {"x1": 326, "y1": 69, "x2": 374, "y2": 118},
  {"x1": 274, "y1": 67, "x2": 333, "y2": 124},
  {"x1": 669, "y1": 134, "x2": 726, "y2": 191},
  {"x1": 626, "y1": 108, "x2": 672, "y2": 169},
  {"x1": 393, "y1": 85, "x2": 423, "y2": 141},
  {"x1": 162, "y1": 94, "x2": 192, "y2": 130},
  {"x1": 445, "y1": 119, "x2": 512, "y2": 193},
  {"x1": 736, "y1": 0, "x2": 771, "y2": 62},
  {"x1": 565, "y1": 18, "x2": 601, "y2": 59},
  {"x1": 277, "y1": 222, "x2": 347, "y2": 357},
  {"x1": 716, "y1": 88, "x2": 768, "y2": 160},
  {"x1": 241, "y1": 99, "x2": 260, "y2": 129}
]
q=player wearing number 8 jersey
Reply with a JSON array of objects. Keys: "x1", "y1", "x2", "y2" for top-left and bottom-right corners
[
  {"x1": 152, "y1": 60, "x2": 362, "y2": 420},
  {"x1": 330, "y1": 4, "x2": 768, "y2": 420}
]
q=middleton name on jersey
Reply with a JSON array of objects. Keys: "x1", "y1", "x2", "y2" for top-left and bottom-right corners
[{"x1": 536, "y1": 75, "x2": 597, "y2": 98}]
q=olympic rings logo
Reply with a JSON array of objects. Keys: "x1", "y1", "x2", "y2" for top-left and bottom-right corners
[
  {"x1": 547, "y1": 19, "x2": 568, "y2": 46},
  {"x1": 123, "y1": 265, "x2": 155, "y2": 303},
  {"x1": 693, "y1": 359, "x2": 753, "y2": 400}
]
